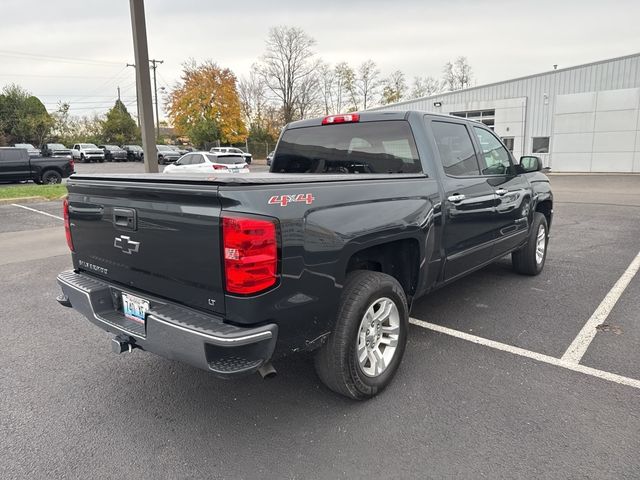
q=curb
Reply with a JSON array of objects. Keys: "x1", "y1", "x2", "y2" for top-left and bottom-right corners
[{"x1": 0, "y1": 196, "x2": 49, "y2": 205}]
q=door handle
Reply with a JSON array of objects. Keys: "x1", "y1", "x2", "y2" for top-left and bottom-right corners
[
  {"x1": 447, "y1": 194, "x2": 466, "y2": 202},
  {"x1": 113, "y1": 207, "x2": 137, "y2": 230},
  {"x1": 495, "y1": 188, "x2": 508, "y2": 196}
]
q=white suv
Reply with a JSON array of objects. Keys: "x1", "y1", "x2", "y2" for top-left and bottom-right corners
[
  {"x1": 210, "y1": 147, "x2": 252, "y2": 164},
  {"x1": 164, "y1": 152, "x2": 249, "y2": 174}
]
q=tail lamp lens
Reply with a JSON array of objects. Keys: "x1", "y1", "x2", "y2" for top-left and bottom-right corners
[
  {"x1": 63, "y1": 196, "x2": 74, "y2": 252},
  {"x1": 213, "y1": 164, "x2": 228, "y2": 170},
  {"x1": 222, "y1": 216, "x2": 278, "y2": 295}
]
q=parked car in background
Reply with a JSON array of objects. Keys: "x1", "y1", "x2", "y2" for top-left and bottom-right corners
[
  {"x1": 163, "y1": 151, "x2": 250, "y2": 175},
  {"x1": 41, "y1": 143, "x2": 73, "y2": 159},
  {"x1": 122, "y1": 145, "x2": 144, "y2": 162},
  {"x1": 0, "y1": 147, "x2": 73, "y2": 184},
  {"x1": 210, "y1": 146, "x2": 252, "y2": 164},
  {"x1": 99, "y1": 145, "x2": 128, "y2": 162},
  {"x1": 266, "y1": 150, "x2": 275, "y2": 166},
  {"x1": 156, "y1": 145, "x2": 181, "y2": 165},
  {"x1": 13, "y1": 143, "x2": 41, "y2": 158},
  {"x1": 170, "y1": 145, "x2": 189, "y2": 156},
  {"x1": 72, "y1": 143, "x2": 104, "y2": 163}
]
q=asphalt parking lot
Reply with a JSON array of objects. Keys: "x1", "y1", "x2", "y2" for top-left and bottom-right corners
[{"x1": 1, "y1": 172, "x2": 640, "y2": 479}]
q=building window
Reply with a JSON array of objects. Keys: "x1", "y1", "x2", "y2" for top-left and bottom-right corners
[
  {"x1": 501, "y1": 137, "x2": 514, "y2": 153},
  {"x1": 450, "y1": 109, "x2": 496, "y2": 130},
  {"x1": 532, "y1": 137, "x2": 550, "y2": 154}
]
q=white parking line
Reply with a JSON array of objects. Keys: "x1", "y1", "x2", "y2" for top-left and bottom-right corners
[
  {"x1": 409, "y1": 318, "x2": 640, "y2": 391},
  {"x1": 561, "y1": 250, "x2": 640, "y2": 364},
  {"x1": 11, "y1": 203, "x2": 63, "y2": 221}
]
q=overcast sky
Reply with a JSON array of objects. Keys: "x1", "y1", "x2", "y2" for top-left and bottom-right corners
[{"x1": 1, "y1": 0, "x2": 639, "y2": 118}]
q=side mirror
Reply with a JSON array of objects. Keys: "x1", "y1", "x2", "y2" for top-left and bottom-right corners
[{"x1": 520, "y1": 155, "x2": 542, "y2": 172}]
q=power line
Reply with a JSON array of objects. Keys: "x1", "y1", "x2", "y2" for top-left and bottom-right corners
[
  {"x1": 0, "y1": 72, "x2": 127, "y2": 79},
  {"x1": 0, "y1": 50, "x2": 123, "y2": 66}
]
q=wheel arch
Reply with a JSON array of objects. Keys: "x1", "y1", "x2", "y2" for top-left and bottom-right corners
[{"x1": 344, "y1": 237, "x2": 422, "y2": 301}]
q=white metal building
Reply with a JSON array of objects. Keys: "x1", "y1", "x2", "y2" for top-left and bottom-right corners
[{"x1": 371, "y1": 53, "x2": 640, "y2": 172}]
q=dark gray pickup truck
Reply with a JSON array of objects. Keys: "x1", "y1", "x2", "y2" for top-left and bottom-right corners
[
  {"x1": 0, "y1": 146, "x2": 74, "y2": 184},
  {"x1": 56, "y1": 111, "x2": 553, "y2": 399}
]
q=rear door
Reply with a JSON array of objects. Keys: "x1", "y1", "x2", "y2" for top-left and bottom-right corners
[
  {"x1": 0, "y1": 149, "x2": 30, "y2": 181},
  {"x1": 429, "y1": 119, "x2": 498, "y2": 280},
  {"x1": 471, "y1": 126, "x2": 531, "y2": 257},
  {"x1": 67, "y1": 180, "x2": 225, "y2": 314}
]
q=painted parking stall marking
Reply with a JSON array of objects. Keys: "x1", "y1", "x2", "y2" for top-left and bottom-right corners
[
  {"x1": 561, "y1": 249, "x2": 640, "y2": 364},
  {"x1": 409, "y1": 318, "x2": 640, "y2": 390},
  {"x1": 11, "y1": 203, "x2": 63, "y2": 221}
]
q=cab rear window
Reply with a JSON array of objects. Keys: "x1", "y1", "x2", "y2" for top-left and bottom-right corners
[{"x1": 272, "y1": 121, "x2": 421, "y2": 174}]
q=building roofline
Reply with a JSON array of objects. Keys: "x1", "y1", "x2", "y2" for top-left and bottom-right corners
[{"x1": 375, "y1": 51, "x2": 640, "y2": 109}]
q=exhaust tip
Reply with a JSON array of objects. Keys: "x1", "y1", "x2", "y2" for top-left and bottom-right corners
[
  {"x1": 56, "y1": 294, "x2": 72, "y2": 308},
  {"x1": 257, "y1": 362, "x2": 277, "y2": 379}
]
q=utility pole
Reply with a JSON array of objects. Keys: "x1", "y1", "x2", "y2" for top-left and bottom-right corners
[
  {"x1": 149, "y1": 58, "x2": 163, "y2": 141},
  {"x1": 129, "y1": 0, "x2": 158, "y2": 173},
  {"x1": 126, "y1": 63, "x2": 139, "y2": 126}
]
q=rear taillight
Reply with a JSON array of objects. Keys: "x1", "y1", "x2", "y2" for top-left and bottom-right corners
[
  {"x1": 69, "y1": 158, "x2": 75, "y2": 170},
  {"x1": 63, "y1": 196, "x2": 74, "y2": 252},
  {"x1": 213, "y1": 164, "x2": 228, "y2": 170},
  {"x1": 322, "y1": 113, "x2": 360, "y2": 125},
  {"x1": 222, "y1": 215, "x2": 278, "y2": 295}
]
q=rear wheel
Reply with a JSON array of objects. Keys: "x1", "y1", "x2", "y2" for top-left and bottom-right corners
[
  {"x1": 315, "y1": 270, "x2": 408, "y2": 400},
  {"x1": 512, "y1": 212, "x2": 548, "y2": 275},
  {"x1": 41, "y1": 170, "x2": 62, "y2": 184}
]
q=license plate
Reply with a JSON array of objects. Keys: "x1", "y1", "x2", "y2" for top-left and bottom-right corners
[{"x1": 122, "y1": 292, "x2": 149, "y2": 324}]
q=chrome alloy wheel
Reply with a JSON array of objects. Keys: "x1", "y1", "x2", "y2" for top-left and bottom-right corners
[
  {"x1": 356, "y1": 297, "x2": 400, "y2": 377},
  {"x1": 535, "y1": 224, "x2": 547, "y2": 264}
]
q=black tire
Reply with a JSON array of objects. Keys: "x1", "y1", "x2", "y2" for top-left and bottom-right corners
[
  {"x1": 512, "y1": 212, "x2": 548, "y2": 275},
  {"x1": 314, "y1": 270, "x2": 409, "y2": 400},
  {"x1": 80, "y1": 154, "x2": 87, "y2": 163},
  {"x1": 158, "y1": 156, "x2": 164, "y2": 165},
  {"x1": 41, "y1": 170, "x2": 62, "y2": 184}
]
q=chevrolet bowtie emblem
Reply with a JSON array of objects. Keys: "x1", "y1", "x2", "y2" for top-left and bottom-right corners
[{"x1": 114, "y1": 235, "x2": 140, "y2": 255}]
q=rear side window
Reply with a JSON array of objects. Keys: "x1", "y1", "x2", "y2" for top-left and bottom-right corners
[
  {"x1": 0, "y1": 149, "x2": 27, "y2": 162},
  {"x1": 432, "y1": 121, "x2": 479, "y2": 177},
  {"x1": 207, "y1": 154, "x2": 244, "y2": 165},
  {"x1": 272, "y1": 121, "x2": 421, "y2": 174}
]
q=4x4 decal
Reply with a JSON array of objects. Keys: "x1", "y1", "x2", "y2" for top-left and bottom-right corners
[{"x1": 268, "y1": 193, "x2": 315, "y2": 207}]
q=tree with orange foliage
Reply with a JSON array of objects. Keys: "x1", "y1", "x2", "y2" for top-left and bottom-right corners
[{"x1": 167, "y1": 60, "x2": 247, "y2": 147}]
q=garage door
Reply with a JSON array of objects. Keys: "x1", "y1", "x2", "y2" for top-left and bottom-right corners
[{"x1": 551, "y1": 88, "x2": 640, "y2": 172}]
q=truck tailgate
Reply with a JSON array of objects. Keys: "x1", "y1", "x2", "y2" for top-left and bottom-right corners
[{"x1": 66, "y1": 179, "x2": 225, "y2": 315}]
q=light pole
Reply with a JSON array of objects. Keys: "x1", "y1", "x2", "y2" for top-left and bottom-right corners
[
  {"x1": 149, "y1": 58, "x2": 164, "y2": 141},
  {"x1": 128, "y1": 0, "x2": 158, "y2": 173}
]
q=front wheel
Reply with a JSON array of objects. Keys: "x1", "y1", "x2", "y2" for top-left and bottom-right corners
[
  {"x1": 315, "y1": 270, "x2": 408, "y2": 400},
  {"x1": 80, "y1": 154, "x2": 87, "y2": 163},
  {"x1": 512, "y1": 212, "x2": 548, "y2": 275}
]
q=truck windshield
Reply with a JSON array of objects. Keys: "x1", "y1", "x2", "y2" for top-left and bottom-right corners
[{"x1": 272, "y1": 120, "x2": 421, "y2": 174}]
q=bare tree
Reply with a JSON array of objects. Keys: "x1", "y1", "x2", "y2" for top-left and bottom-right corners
[
  {"x1": 318, "y1": 62, "x2": 336, "y2": 115},
  {"x1": 380, "y1": 70, "x2": 407, "y2": 105},
  {"x1": 442, "y1": 56, "x2": 473, "y2": 91},
  {"x1": 256, "y1": 26, "x2": 317, "y2": 123},
  {"x1": 411, "y1": 76, "x2": 441, "y2": 98},
  {"x1": 333, "y1": 62, "x2": 353, "y2": 113},
  {"x1": 357, "y1": 60, "x2": 380, "y2": 110},
  {"x1": 296, "y1": 65, "x2": 322, "y2": 119},
  {"x1": 238, "y1": 68, "x2": 266, "y2": 127}
]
